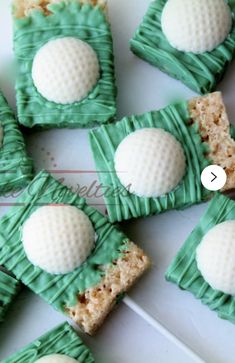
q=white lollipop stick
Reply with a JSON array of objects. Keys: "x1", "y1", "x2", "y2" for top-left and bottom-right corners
[{"x1": 124, "y1": 296, "x2": 205, "y2": 363}]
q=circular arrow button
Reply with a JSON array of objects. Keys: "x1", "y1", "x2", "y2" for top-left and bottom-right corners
[{"x1": 201, "y1": 165, "x2": 227, "y2": 191}]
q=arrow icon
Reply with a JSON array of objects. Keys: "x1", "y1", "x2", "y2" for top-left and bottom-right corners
[
  {"x1": 201, "y1": 165, "x2": 227, "y2": 191},
  {"x1": 211, "y1": 172, "x2": 217, "y2": 183}
]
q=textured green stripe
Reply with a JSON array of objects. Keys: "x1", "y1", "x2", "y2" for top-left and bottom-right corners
[
  {"x1": 0, "y1": 91, "x2": 33, "y2": 194},
  {"x1": 0, "y1": 270, "x2": 20, "y2": 322},
  {"x1": 2, "y1": 322, "x2": 94, "y2": 363},
  {"x1": 166, "y1": 193, "x2": 235, "y2": 323},
  {"x1": 89, "y1": 101, "x2": 211, "y2": 223},
  {"x1": 0, "y1": 171, "x2": 129, "y2": 313},
  {"x1": 130, "y1": 0, "x2": 235, "y2": 94},
  {"x1": 13, "y1": 1, "x2": 116, "y2": 128}
]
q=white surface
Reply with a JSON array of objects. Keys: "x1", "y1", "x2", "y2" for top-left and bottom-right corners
[
  {"x1": 0, "y1": 1, "x2": 235, "y2": 363},
  {"x1": 22, "y1": 205, "x2": 95, "y2": 275},
  {"x1": 124, "y1": 296, "x2": 205, "y2": 363},
  {"x1": 201, "y1": 165, "x2": 227, "y2": 191},
  {"x1": 34, "y1": 354, "x2": 79, "y2": 363},
  {"x1": 114, "y1": 128, "x2": 186, "y2": 197},
  {"x1": 32, "y1": 37, "x2": 100, "y2": 104},
  {"x1": 0, "y1": 290, "x2": 196, "y2": 363},
  {"x1": 196, "y1": 220, "x2": 235, "y2": 295},
  {"x1": 161, "y1": 0, "x2": 232, "y2": 54}
]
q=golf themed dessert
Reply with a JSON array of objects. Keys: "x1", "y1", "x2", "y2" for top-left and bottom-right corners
[
  {"x1": 1, "y1": 0, "x2": 235, "y2": 360},
  {"x1": 12, "y1": 0, "x2": 116, "y2": 128},
  {"x1": 2, "y1": 322, "x2": 95, "y2": 363},
  {"x1": 166, "y1": 193, "x2": 235, "y2": 324},
  {"x1": 130, "y1": 0, "x2": 235, "y2": 94},
  {"x1": 0, "y1": 171, "x2": 150, "y2": 335},
  {"x1": 0, "y1": 90, "x2": 33, "y2": 194},
  {"x1": 90, "y1": 92, "x2": 235, "y2": 222}
]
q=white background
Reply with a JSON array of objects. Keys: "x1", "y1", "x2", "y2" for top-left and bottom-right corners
[{"x1": 0, "y1": 1, "x2": 235, "y2": 362}]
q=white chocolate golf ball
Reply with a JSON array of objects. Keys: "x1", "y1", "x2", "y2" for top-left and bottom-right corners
[
  {"x1": 34, "y1": 354, "x2": 79, "y2": 363},
  {"x1": 32, "y1": 37, "x2": 100, "y2": 104},
  {"x1": 196, "y1": 220, "x2": 235, "y2": 295},
  {"x1": 114, "y1": 128, "x2": 186, "y2": 198},
  {"x1": 161, "y1": 0, "x2": 232, "y2": 54},
  {"x1": 22, "y1": 205, "x2": 95, "y2": 275}
]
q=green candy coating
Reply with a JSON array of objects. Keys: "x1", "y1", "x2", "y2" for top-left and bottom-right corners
[
  {"x1": 13, "y1": 1, "x2": 116, "y2": 128},
  {"x1": 0, "y1": 270, "x2": 20, "y2": 322},
  {"x1": 2, "y1": 322, "x2": 94, "y2": 363},
  {"x1": 0, "y1": 91, "x2": 33, "y2": 194},
  {"x1": 166, "y1": 193, "x2": 235, "y2": 323},
  {"x1": 0, "y1": 171, "x2": 129, "y2": 313},
  {"x1": 130, "y1": 0, "x2": 235, "y2": 94},
  {"x1": 89, "y1": 100, "x2": 211, "y2": 223}
]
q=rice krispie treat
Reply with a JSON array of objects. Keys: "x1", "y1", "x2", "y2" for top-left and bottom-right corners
[
  {"x1": 0, "y1": 171, "x2": 150, "y2": 335},
  {"x1": 166, "y1": 193, "x2": 235, "y2": 324},
  {"x1": 0, "y1": 269, "x2": 20, "y2": 322},
  {"x1": 12, "y1": 0, "x2": 116, "y2": 128},
  {"x1": 2, "y1": 322, "x2": 94, "y2": 363},
  {"x1": 130, "y1": 0, "x2": 235, "y2": 94},
  {"x1": 89, "y1": 92, "x2": 235, "y2": 222},
  {"x1": 0, "y1": 91, "x2": 33, "y2": 194}
]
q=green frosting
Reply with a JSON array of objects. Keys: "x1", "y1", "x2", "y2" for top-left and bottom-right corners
[
  {"x1": 230, "y1": 124, "x2": 235, "y2": 139},
  {"x1": 0, "y1": 171, "x2": 129, "y2": 313},
  {"x1": 166, "y1": 193, "x2": 235, "y2": 323},
  {"x1": 0, "y1": 91, "x2": 33, "y2": 194},
  {"x1": 130, "y1": 0, "x2": 235, "y2": 94},
  {"x1": 0, "y1": 270, "x2": 20, "y2": 322},
  {"x1": 13, "y1": 1, "x2": 116, "y2": 129},
  {"x1": 89, "y1": 100, "x2": 211, "y2": 223},
  {"x1": 2, "y1": 322, "x2": 94, "y2": 363}
]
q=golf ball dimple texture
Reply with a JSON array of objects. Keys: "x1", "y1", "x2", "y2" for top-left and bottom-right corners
[
  {"x1": 22, "y1": 205, "x2": 95, "y2": 275},
  {"x1": 32, "y1": 37, "x2": 100, "y2": 104},
  {"x1": 196, "y1": 220, "x2": 235, "y2": 295},
  {"x1": 114, "y1": 128, "x2": 186, "y2": 198},
  {"x1": 34, "y1": 354, "x2": 79, "y2": 363},
  {"x1": 161, "y1": 0, "x2": 232, "y2": 54}
]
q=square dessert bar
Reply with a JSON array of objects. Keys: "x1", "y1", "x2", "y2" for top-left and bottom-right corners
[
  {"x1": 0, "y1": 269, "x2": 20, "y2": 322},
  {"x1": 0, "y1": 91, "x2": 33, "y2": 194},
  {"x1": 166, "y1": 193, "x2": 235, "y2": 323},
  {"x1": 13, "y1": 0, "x2": 116, "y2": 128},
  {"x1": 130, "y1": 0, "x2": 235, "y2": 94},
  {"x1": 90, "y1": 92, "x2": 235, "y2": 222},
  {"x1": 2, "y1": 322, "x2": 95, "y2": 363},
  {"x1": 0, "y1": 171, "x2": 150, "y2": 335}
]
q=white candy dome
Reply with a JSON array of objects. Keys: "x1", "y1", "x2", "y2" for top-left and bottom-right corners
[
  {"x1": 114, "y1": 128, "x2": 186, "y2": 198},
  {"x1": 161, "y1": 0, "x2": 232, "y2": 54},
  {"x1": 32, "y1": 37, "x2": 100, "y2": 104},
  {"x1": 34, "y1": 354, "x2": 79, "y2": 363},
  {"x1": 196, "y1": 220, "x2": 235, "y2": 295},
  {"x1": 22, "y1": 205, "x2": 95, "y2": 275}
]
